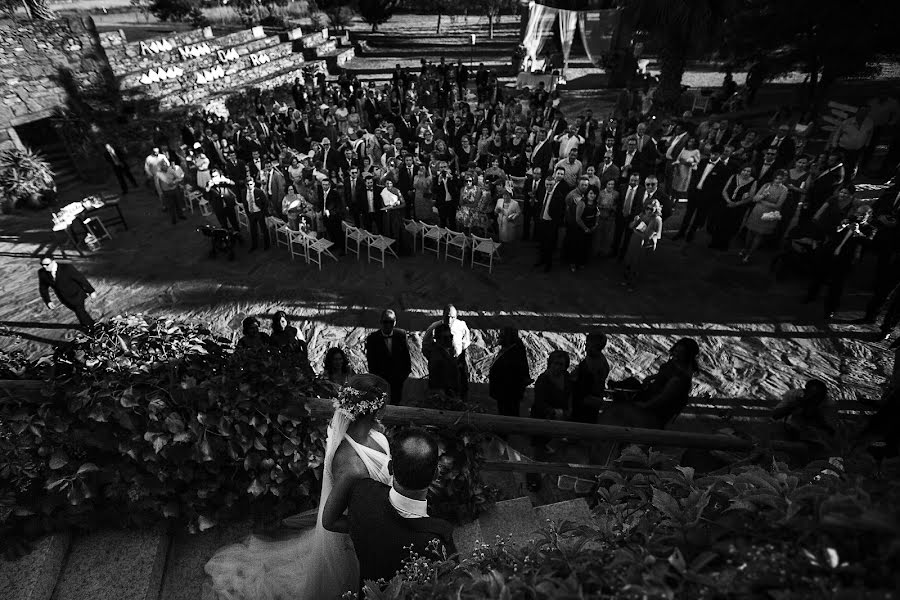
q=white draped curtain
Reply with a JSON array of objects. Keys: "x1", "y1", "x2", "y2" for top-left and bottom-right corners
[
  {"x1": 558, "y1": 9, "x2": 578, "y2": 71},
  {"x1": 523, "y1": 1, "x2": 557, "y2": 70},
  {"x1": 523, "y1": 1, "x2": 594, "y2": 73}
]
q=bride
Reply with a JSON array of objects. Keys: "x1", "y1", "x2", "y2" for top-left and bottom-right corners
[{"x1": 204, "y1": 374, "x2": 392, "y2": 599}]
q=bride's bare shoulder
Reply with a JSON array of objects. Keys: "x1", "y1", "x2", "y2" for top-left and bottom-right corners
[{"x1": 332, "y1": 440, "x2": 367, "y2": 479}]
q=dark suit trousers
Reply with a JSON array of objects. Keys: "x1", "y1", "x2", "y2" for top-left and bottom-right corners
[
  {"x1": 522, "y1": 202, "x2": 535, "y2": 240},
  {"x1": 537, "y1": 220, "x2": 559, "y2": 268},
  {"x1": 63, "y1": 298, "x2": 94, "y2": 328},
  {"x1": 247, "y1": 211, "x2": 269, "y2": 249},
  {"x1": 612, "y1": 213, "x2": 631, "y2": 257},
  {"x1": 387, "y1": 377, "x2": 406, "y2": 405},
  {"x1": 325, "y1": 215, "x2": 345, "y2": 253},
  {"x1": 866, "y1": 255, "x2": 900, "y2": 321},
  {"x1": 216, "y1": 205, "x2": 240, "y2": 232},
  {"x1": 112, "y1": 164, "x2": 137, "y2": 194},
  {"x1": 677, "y1": 191, "x2": 709, "y2": 239},
  {"x1": 162, "y1": 189, "x2": 184, "y2": 223}
]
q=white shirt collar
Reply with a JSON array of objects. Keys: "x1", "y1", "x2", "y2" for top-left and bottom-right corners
[{"x1": 389, "y1": 487, "x2": 428, "y2": 518}]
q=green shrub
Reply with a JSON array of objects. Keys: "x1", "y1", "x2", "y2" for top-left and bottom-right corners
[
  {"x1": 150, "y1": 0, "x2": 194, "y2": 22},
  {"x1": 363, "y1": 445, "x2": 900, "y2": 599},
  {"x1": 0, "y1": 315, "x2": 496, "y2": 551}
]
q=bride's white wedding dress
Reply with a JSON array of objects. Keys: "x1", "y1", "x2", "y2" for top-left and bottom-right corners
[{"x1": 205, "y1": 412, "x2": 392, "y2": 599}]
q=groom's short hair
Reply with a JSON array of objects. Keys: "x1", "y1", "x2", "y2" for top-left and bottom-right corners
[{"x1": 390, "y1": 428, "x2": 439, "y2": 490}]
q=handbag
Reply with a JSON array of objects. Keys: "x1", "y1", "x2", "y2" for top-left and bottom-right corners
[{"x1": 635, "y1": 221, "x2": 648, "y2": 233}]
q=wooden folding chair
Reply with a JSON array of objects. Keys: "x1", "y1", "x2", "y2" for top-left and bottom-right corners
[
  {"x1": 275, "y1": 223, "x2": 295, "y2": 250},
  {"x1": 471, "y1": 234, "x2": 502, "y2": 273},
  {"x1": 343, "y1": 221, "x2": 366, "y2": 260},
  {"x1": 403, "y1": 218, "x2": 426, "y2": 253},
  {"x1": 444, "y1": 228, "x2": 470, "y2": 265},
  {"x1": 366, "y1": 232, "x2": 398, "y2": 268},
  {"x1": 422, "y1": 223, "x2": 445, "y2": 258},
  {"x1": 235, "y1": 204, "x2": 250, "y2": 231},
  {"x1": 307, "y1": 236, "x2": 338, "y2": 270},
  {"x1": 288, "y1": 230, "x2": 309, "y2": 262}
]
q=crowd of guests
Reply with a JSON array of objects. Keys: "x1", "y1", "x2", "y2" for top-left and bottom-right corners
[{"x1": 131, "y1": 62, "x2": 900, "y2": 320}]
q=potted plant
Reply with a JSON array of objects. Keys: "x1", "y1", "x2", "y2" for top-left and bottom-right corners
[{"x1": 0, "y1": 147, "x2": 56, "y2": 211}]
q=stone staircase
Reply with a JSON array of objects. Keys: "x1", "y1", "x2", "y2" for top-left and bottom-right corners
[
  {"x1": 1, "y1": 497, "x2": 592, "y2": 600},
  {"x1": 98, "y1": 25, "x2": 352, "y2": 112}
]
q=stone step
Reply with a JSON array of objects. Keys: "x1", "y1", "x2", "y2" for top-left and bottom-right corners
[
  {"x1": 161, "y1": 52, "x2": 306, "y2": 109},
  {"x1": 323, "y1": 47, "x2": 355, "y2": 70},
  {"x1": 119, "y1": 34, "x2": 283, "y2": 92},
  {"x1": 451, "y1": 519, "x2": 483, "y2": 559},
  {"x1": 297, "y1": 30, "x2": 329, "y2": 50},
  {"x1": 158, "y1": 521, "x2": 253, "y2": 600},
  {"x1": 0, "y1": 533, "x2": 71, "y2": 600},
  {"x1": 149, "y1": 42, "x2": 301, "y2": 107},
  {"x1": 51, "y1": 528, "x2": 169, "y2": 600},
  {"x1": 312, "y1": 39, "x2": 338, "y2": 57},
  {"x1": 533, "y1": 498, "x2": 593, "y2": 529},
  {"x1": 100, "y1": 27, "x2": 215, "y2": 71},
  {"x1": 477, "y1": 496, "x2": 540, "y2": 549}
]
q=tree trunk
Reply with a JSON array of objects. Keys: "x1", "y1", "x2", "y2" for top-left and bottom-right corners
[
  {"x1": 657, "y1": 40, "x2": 687, "y2": 111},
  {"x1": 26, "y1": 0, "x2": 54, "y2": 20},
  {"x1": 436, "y1": 12, "x2": 441, "y2": 34},
  {"x1": 489, "y1": 14, "x2": 494, "y2": 39},
  {"x1": 371, "y1": 22, "x2": 377, "y2": 32}
]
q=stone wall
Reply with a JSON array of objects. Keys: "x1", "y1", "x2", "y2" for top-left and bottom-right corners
[{"x1": 0, "y1": 16, "x2": 115, "y2": 132}]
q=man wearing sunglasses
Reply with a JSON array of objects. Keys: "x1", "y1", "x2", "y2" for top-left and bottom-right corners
[
  {"x1": 365, "y1": 309, "x2": 412, "y2": 405},
  {"x1": 37, "y1": 255, "x2": 97, "y2": 330}
]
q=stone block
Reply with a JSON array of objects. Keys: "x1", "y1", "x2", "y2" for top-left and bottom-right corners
[
  {"x1": 299, "y1": 31, "x2": 326, "y2": 49},
  {"x1": 534, "y1": 498, "x2": 593, "y2": 528},
  {"x1": 285, "y1": 27, "x2": 304, "y2": 41},
  {"x1": 0, "y1": 532, "x2": 71, "y2": 600},
  {"x1": 477, "y1": 497, "x2": 541, "y2": 549},
  {"x1": 313, "y1": 39, "x2": 338, "y2": 56},
  {"x1": 51, "y1": 528, "x2": 169, "y2": 600},
  {"x1": 158, "y1": 521, "x2": 252, "y2": 600},
  {"x1": 451, "y1": 520, "x2": 483, "y2": 558}
]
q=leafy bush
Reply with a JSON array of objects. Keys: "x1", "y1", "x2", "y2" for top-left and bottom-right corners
[
  {"x1": 259, "y1": 14, "x2": 288, "y2": 28},
  {"x1": 188, "y1": 5, "x2": 211, "y2": 27},
  {"x1": 150, "y1": 0, "x2": 194, "y2": 22},
  {"x1": 0, "y1": 315, "x2": 496, "y2": 552},
  {"x1": 357, "y1": 0, "x2": 398, "y2": 32},
  {"x1": 364, "y1": 446, "x2": 900, "y2": 599},
  {"x1": 0, "y1": 147, "x2": 55, "y2": 210}
]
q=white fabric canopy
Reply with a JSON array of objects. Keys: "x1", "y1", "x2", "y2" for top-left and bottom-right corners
[{"x1": 522, "y1": 1, "x2": 595, "y2": 74}]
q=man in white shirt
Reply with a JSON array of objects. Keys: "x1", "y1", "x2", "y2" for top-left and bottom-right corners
[
  {"x1": 554, "y1": 148, "x2": 583, "y2": 188},
  {"x1": 830, "y1": 106, "x2": 874, "y2": 182},
  {"x1": 422, "y1": 304, "x2": 472, "y2": 398},
  {"x1": 554, "y1": 125, "x2": 585, "y2": 160},
  {"x1": 144, "y1": 147, "x2": 170, "y2": 207},
  {"x1": 154, "y1": 162, "x2": 186, "y2": 223}
]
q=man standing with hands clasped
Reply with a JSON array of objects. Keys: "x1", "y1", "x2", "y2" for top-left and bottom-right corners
[
  {"x1": 422, "y1": 304, "x2": 472, "y2": 399},
  {"x1": 365, "y1": 309, "x2": 412, "y2": 405},
  {"x1": 38, "y1": 256, "x2": 97, "y2": 330}
]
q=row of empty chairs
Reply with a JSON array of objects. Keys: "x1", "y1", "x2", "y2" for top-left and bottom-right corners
[
  {"x1": 404, "y1": 220, "x2": 502, "y2": 273},
  {"x1": 342, "y1": 222, "x2": 398, "y2": 268}
]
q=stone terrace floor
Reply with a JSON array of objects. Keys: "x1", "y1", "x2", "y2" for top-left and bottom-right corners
[{"x1": 0, "y1": 181, "x2": 893, "y2": 412}]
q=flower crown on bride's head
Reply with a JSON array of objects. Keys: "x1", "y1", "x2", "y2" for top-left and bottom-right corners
[{"x1": 333, "y1": 385, "x2": 388, "y2": 421}]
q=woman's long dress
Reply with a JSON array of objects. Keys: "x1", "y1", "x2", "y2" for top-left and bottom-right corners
[
  {"x1": 205, "y1": 429, "x2": 391, "y2": 600},
  {"x1": 746, "y1": 183, "x2": 788, "y2": 235},
  {"x1": 711, "y1": 176, "x2": 755, "y2": 249},
  {"x1": 495, "y1": 197, "x2": 521, "y2": 242},
  {"x1": 414, "y1": 175, "x2": 435, "y2": 223},
  {"x1": 593, "y1": 190, "x2": 617, "y2": 257}
]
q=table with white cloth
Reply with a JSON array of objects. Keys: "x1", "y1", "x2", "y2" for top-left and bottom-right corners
[{"x1": 516, "y1": 72, "x2": 556, "y2": 91}]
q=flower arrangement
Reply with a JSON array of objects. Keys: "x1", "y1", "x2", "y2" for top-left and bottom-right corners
[{"x1": 332, "y1": 386, "x2": 388, "y2": 421}]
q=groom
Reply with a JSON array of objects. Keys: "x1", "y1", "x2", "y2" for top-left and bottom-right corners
[{"x1": 323, "y1": 427, "x2": 456, "y2": 591}]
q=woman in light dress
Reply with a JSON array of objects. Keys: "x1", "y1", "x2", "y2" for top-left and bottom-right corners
[
  {"x1": 623, "y1": 199, "x2": 663, "y2": 289},
  {"x1": 205, "y1": 374, "x2": 392, "y2": 600},
  {"x1": 194, "y1": 150, "x2": 211, "y2": 191},
  {"x1": 413, "y1": 165, "x2": 435, "y2": 224},
  {"x1": 741, "y1": 169, "x2": 789, "y2": 263},
  {"x1": 594, "y1": 179, "x2": 618, "y2": 257},
  {"x1": 456, "y1": 174, "x2": 479, "y2": 231},
  {"x1": 671, "y1": 137, "x2": 700, "y2": 201},
  {"x1": 494, "y1": 189, "x2": 521, "y2": 242},
  {"x1": 334, "y1": 100, "x2": 350, "y2": 136}
]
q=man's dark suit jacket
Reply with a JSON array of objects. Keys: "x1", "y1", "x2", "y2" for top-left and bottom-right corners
[
  {"x1": 348, "y1": 479, "x2": 456, "y2": 589},
  {"x1": 240, "y1": 188, "x2": 270, "y2": 216},
  {"x1": 38, "y1": 264, "x2": 94, "y2": 307},
  {"x1": 616, "y1": 184, "x2": 647, "y2": 219},
  {"x1": 645, "y1": 189, "x2": 673, "y2": 222},
  {"x1": 343, "y1": 175, "x2": 364, "y2": 212},
  {"x1": 529, "y1": 139, "x2": 554, "y2": 175},
  {"x1": 688, "y1": 158, "x2": 732, "y2": 199},
  {"x1": 365, "y1": 329, "x2": 412, "y2": 386},
  {"x1": 396, "y1": 165, "x2": 417, "y2": 202},
  {"x1": 356, "y1": 184, "x2": 384, "y2": 219},
  {"x1": 760, "y1": 134, "x2": 796, "y2": 169},
  {"x1": 535, "y1": 179, "x2": 568, "y2": 225}
]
